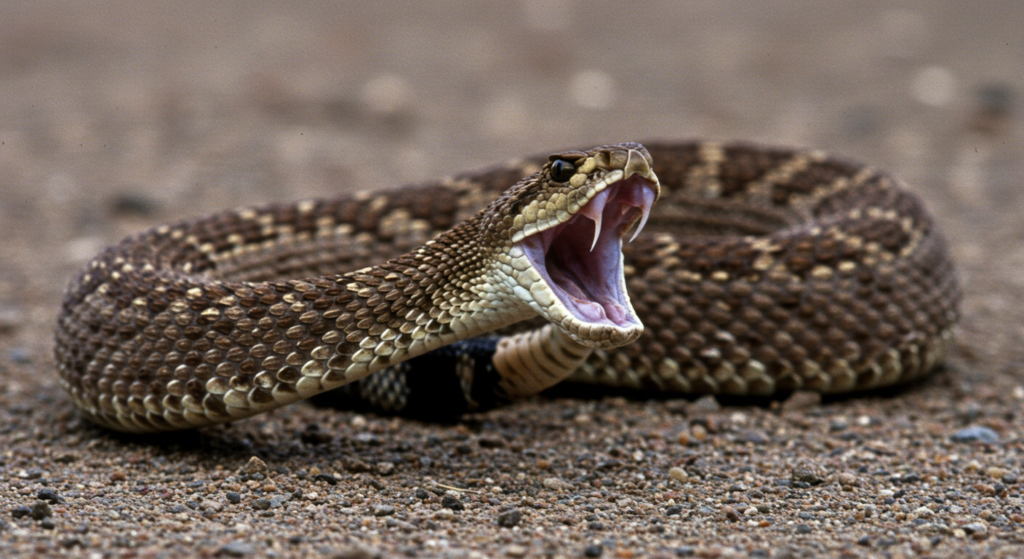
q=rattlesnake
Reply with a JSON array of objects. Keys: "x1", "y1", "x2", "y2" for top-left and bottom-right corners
[{"x1": 54, "y1": 141, "x2": 960, "y2": 432}]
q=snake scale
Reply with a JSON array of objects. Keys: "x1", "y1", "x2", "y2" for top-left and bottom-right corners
[{"x1": 55, "y1": 141, "x2": 960, "y2": 433}]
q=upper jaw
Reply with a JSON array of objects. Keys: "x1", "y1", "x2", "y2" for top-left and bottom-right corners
[
  {"x1": 511, "y1": 150, "x2": 660, "y2": 349},
  {"x1": 510, "y1": 147, "x2": 660, "y2": 245}
]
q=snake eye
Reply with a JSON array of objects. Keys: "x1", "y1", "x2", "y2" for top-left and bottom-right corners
[{"x1": 550, "y1": 159, "x2": 576, "y2": 183}]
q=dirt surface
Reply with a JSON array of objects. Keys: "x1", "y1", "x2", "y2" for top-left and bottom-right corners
[{"x1": 2, "y1": 2, "x2": 1024, "y2": 558}]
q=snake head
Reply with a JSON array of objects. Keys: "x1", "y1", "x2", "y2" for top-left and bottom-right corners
[{"x1": 495, "y1": 142, "x2": 660, "y2": 349}]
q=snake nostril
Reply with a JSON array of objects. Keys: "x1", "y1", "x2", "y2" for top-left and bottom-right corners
[{"x1": 608, "y1": 150, "x2": 629, "y2": 170}]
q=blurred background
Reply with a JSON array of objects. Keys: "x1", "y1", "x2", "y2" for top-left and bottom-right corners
[{"x1": 0, "y1": 1, "x2": 1021, "y2": 374}]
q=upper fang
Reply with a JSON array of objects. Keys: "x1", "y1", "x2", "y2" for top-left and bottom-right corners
[
  {"x1": 580, "y1": 188, "x2": 608, "y2": 252},
  {"x1": 629, "y1": 182, "x2": 657, "y2": 243}
]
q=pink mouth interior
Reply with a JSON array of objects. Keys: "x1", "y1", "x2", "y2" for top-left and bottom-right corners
[{"x1": 518, "y1": 176, "x2": 658, "y2": 328}]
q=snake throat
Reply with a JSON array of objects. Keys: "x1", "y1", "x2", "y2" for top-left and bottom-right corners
[{"x1": 518, "y1": 175, "x2": 657, "y2": 330}]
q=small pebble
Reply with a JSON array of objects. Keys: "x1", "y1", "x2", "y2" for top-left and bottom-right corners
[
  {"x1": 829, "y1": 419, "x2": 848, "y2": 432},
  {"x1": 375, "y1": 462, "x2": 395, "y2": 476},
  {"x1": 344, "y1": 459, "x2": 372, "y2": 473},
  {"x1": 782, "y1": 391, "x2": 821, "y2": 411},
  {"x1": 201, "y1": 499, "x2": 223, "y2": 512},
  {"x1": 110, "y1": 192, "x2": 160, "y2": 217},
  {"x1": 688, "y1": 395, "x2": 720, "y2": 414},
  {"x1": 441, "y1": 494, "x2": 465, "y2": 511},
  {"x1": 37, "y1": 489, "x2": 60, "y2": 503},
  {"x1": 505, "y1": 544, "x2": 528, "y2": 557},
  {"x1": 226, "y1": 492, "x2": 241, "y2": 504},
  {"x1": 244, "y1": 456, "x2": 269, "y2": 475},
  {"x1": 300, "y1": 424, "x2": 333, "y2": 445},
  {"x1": 963, "y1": 522, "x2": 987, "y2": 533},
  {"x1": 334, "y1": 544, "x2": 383, "y2": 558},
  {"x1": 11, "y1": 506, "x2": 31, "y2": 519},
  {"x1": 60, "y1": 537, "x2": 85, "y2": 549},
  {"x1": 314, "y1": 473, "x2": 339, "y2": 485},
  {"x1": 9, "y1": 347, "x2": 31, "y2": 364},
  {"x1": 584, "y1": 544, "x2": 603, "y2": 557},
  {"x1": 971, "y1": 82, "x2": 1014, "y2": 132},
  {"x1": 837, "y1": 472, "x2": 859, "y2": 487},
  {"x1": 30, "y1": 502, "x2": 52, "y2": 520},
  {"x1": 977, "y1": 83, "x2": 1013, "y2": 117},
  {"x1": 542, "y1": 477, "x2": 571, "y2": 490},
  {"x1": 951, "y1": 426, "x2": 1000, "y2": 444},
  {"x1": 795, "y1": 524, "x2": 813, "y2": 534},
  {"x1": 690, "y1": 424, "x2": 708, "y2": 441},
  {"x1": 722, "y1": 506, "x2": 740, "y2": 521},
  {"x1": 372, "y1": 505, "x2": 395, "y2": 517},
  {"x1": 668, "y1": 467, "x2": 688, "y2": 482},
  {"x1": 791, "y1": 464, "x2": 825, "y2": 486},
  {"x1": 0, "y1": 304, "x2": 24, "y2": 333},
  {"x1": 54, "y1": 453, "x2": 79, "y2": 464},
  {"x1": 219, "y1": 541, "x2": 255, "y2": 557},
  {"x1": 479, "y1": 436, "x2": 507, "y2": 448},
  {"x1": 740, "y1": 430, "x2": 768, "y2": 444},
  {"x1": 496, "y1": 508, "x2": 523, "y2": 527}
]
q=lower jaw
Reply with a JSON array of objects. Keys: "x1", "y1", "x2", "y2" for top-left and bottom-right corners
[{"x1": 561, "y1": 319, "x2": 643, "y2": 349}]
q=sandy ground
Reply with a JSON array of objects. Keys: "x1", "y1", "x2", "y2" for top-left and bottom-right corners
[{"x1": 2, "y1": 1, "x2": 1024, "y2": 557}]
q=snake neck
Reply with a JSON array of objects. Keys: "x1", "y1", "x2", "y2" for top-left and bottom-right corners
[{"x1": 329, "y1": 216, "x2": 536, "y2": 382}]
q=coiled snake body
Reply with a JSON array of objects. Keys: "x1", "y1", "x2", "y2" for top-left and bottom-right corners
[{"x1": 55, "y1": 142, "x2": 960, "y2": 432}]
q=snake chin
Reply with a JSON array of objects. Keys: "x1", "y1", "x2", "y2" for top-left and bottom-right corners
[{"x1": 519, "y1": 175, "x2": 657, "y2": 339}]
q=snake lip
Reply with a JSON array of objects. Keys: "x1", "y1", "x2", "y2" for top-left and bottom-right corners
[{"x1": 518, "y1": 175, "x2": 658, "y2": 333}]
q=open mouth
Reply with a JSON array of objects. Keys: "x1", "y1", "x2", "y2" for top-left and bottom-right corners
[{"x1": 517, "y1": 175, "x2": 658, "y2": 330}]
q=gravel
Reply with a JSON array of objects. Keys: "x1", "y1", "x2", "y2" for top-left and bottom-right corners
[{"x1": 2, "y1": 2, "x2": 1024, "y2": 558}]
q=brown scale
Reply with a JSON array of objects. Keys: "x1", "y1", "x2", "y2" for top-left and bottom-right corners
[
  {"x1": 55, "y1": 141, "x2": 960, "y2": 432},
  {"x1": 569, "y1": 142, "x2": 959, "y2": 395}
]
